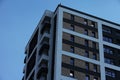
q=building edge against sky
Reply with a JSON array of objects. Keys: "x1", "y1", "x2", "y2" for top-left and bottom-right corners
[{"x1": 23, "y1": 4, "x2": 120, "y2": 80}]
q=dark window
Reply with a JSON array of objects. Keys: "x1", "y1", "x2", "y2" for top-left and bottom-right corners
[
  {"x1": 105, "y1": 69, "x2": 115, "y2": 78},
  {"x1": 116, "y1": 39, "x2": 120, "y2": 45},
  {"x1": 70, "y1": 35, "x2": 74, "y2": 42},
  {"x1": 85, "y1": 40, "x2": 89, "y2": 47},
  {"x1": 93, "y1": 64, "x2": 97, "y2": 72},
  {"x1": 104, "y1": 47, "x2": 113, "y2": 54},
  {"x1": 105, "y1": 58, "x2": 114, "y2": 65},
  {"x1": 70, "y1": 46, "x2": 74, "y2": 53},
  {"x1": 71, "y1": 15, "x2": 74, "y2": 21},
  {"x1": 92, "y1": 42, "x2": 96, "y2": 49},
  {"x1": 85, "y1": 51, "x2": 89, "y2": 58},
  {"x1": 91, "y1": 22, "x2": 95, "y2": 27},
  {"x1": 103, "y1": 36, "x2": 112, "y2": 43},
  {"x1": 70, "y1": 58, "x2": 74, "y2": 65},
  {"x1": 119, "y1": 60, "x2": 120, "y2": 66},
  {"x1": 85, "y1": 75, "x2": 90, "y2": 80},
  {"x1": 92, "y1": 32, "x2": 95, "y2": 37},
  {"x1": 116, "y1": 31, "x2": 120, "y2": 36},
  {"x1": 93, "y1": 53, "x2": 97, "y2": 60},
  {"x1": 84, "y1": 19, "x2": 87, "y2": 25},
  {"x1": 70, "y1": 24, "x2": 74, "y2": 31},
  {"x1": 84, "y1": 29, "x2": 88, "y2": 35},
  {"x1": 70, "y1": 70, "x2": 74, "y2": 77},
  {"x1": 85, "y1": 62, "x2": 89, "y2": 70}
]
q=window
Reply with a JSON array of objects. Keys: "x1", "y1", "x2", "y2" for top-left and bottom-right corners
[
  {"x1": 116, "y1": 31, "x2": 120, "y2": 36},
  {"x1": 70, "y1": 58, "x2": 74, "y2": 65},
  {"x1": 70, "y1": 70, "x2": 74, "y2": 77},
  {"x1": 70, "y1": 46, "x2": 74, "y2": 53},
  {"x1": 104, "y1": 47, "x2": 113, "y2": 54},
  {"x1": 84, "y1": 29, "x2": 88, "y2": 35},
  {"x1": 91, "y1": 22, "x2": 95, "y2": 27},
  {"x1": 70, "y1": 24, "x2": 74, "y2": 31},
  {"x1": 116, "y1": 39, "x2": 120, "y2": 45},
  {"x1": 71, "y1": 15, "x2": 74, "y2": 21},
  {"x1": 92, "y1": 32, "x2": 95, "y2": 37},
  {"x1": 70, "y1": 35, "x2": 74, "y2": 42},
  {"x1": 93, "y1": 53, "x2": 97, "y2": 60},
  {"x1": 85, "y1": 51, "x2": 89, "y2": 58},
  {"x1": 105, "y1": 58, "x2": 114, "y2": 65},
  {"x1": 85, "y1": 75, "x2": 90, "y2": 80},
  {"x1": 92, "y1": 42, "x2": 96, "y2": 49},
  {"x1": 105, "y1": 69, "x2": 115, "y2": 78},
  {"x1": 84, "y1": 19, "x2": 87, "y2": 25},
  {"x1": 93, "y1": 64, "x2": 97, "y2": 72},
  {"x1": 119, "y1": 60, "x2": 120, "y2": 66},
  {"x1": 85, "y1": 40, "x2": 89, "y2": 47},
  {"x1": 85, "y1": 62, "x2": 89, "y2": 70},
  {"x1": 103, "y1": 36, "x2": 112, "y2": 43}
]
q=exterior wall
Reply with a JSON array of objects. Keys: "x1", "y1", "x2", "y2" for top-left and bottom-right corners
[
  {"x1": 63, "y1": 21, "x2": 98, "y2": 38},
  {"x1": 62, "y1": 32, "x2": 99, "y2": 61},
  {"x1": 63, "y1": 12, "x2": 71, "y2": 20},
  {"x1": 62, "y1": 55, "x2": 100, "y2": 80},
  {"x1": 63, "y1": 12, "x2": 98, "y2": 39},
  {"x1": 62, "y1": 8, "x2": 120, "y2": 80}
]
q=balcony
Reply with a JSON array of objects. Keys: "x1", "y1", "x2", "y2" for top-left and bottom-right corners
[
  {"x1": 41, "y1": 16, "x2": 51, "y2": 34},
  {"x1": 40, "y1": 31, "x2": 49, "y2": 45},
  {"x1": 39, "y1": 40, "x2": 49, "y2": 56},
  {"x1": 37, "y1": 61, "x2": 48, "y2": 78},
  {"x1": 23, "y1": 65, "x2": 26, "y2": 73},
  {"x1": 38, "y1": 53, "x2": 48, "y2": 66},
  {"x1": 22, "y1": 76, "x2": 24, "y2": 80},
  {"x1": 26, "y1": 51, "x2": 36, "y2": 78},
  {"x1": 40, "y1": 32, "x2": 49, "y2": 44},
  {"x1": 28, "y1": 29, "x2": 38, "y2": 56}
]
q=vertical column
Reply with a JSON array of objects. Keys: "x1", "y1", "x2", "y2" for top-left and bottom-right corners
[
  {"x1": 54, "y1": 7, "x2": 63, "y2": 80},
  {"x1": 98, "y1": 21, "x2": 106, "y2": 80}
]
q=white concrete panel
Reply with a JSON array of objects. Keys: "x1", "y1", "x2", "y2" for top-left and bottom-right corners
[
  {"x1": 54, "y1": 7, "x2": 63, "y2": 80},
  {"x1": 105, "y1": 63, "x2": 120, "y2": 71},
  {"x1": 103, "y1": 41, "x2": 120, "y2": 50},
  {"x1": 98, "y1": 21, "x2": 106, "y2": 80},
  {"x1": 63, "y1": 28, "x2": 98, "y2": 43},
  {"x1": 62, "y1": 51, "x2": 100, "y2": 65}
]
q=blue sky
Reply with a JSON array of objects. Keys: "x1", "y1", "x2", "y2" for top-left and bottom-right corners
[{"x1": 0, "y1": 0, "x2": 120, "y2": 80}]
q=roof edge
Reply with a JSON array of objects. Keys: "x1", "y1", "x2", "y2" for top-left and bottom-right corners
[{"x1": 54, "y1": 4, "x2": 120, "y2": 26}]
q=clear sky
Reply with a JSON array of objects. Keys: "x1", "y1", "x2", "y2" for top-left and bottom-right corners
[{"x1": 0, "y1": 0, "x2": 120, "y2": 80}]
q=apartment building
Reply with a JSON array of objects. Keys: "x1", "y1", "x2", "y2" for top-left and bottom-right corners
[{"x1": 22, "y1": 4, "x2": 120, "y2": 80}]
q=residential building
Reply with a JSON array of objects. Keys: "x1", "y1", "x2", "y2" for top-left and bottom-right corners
[{"x1": 22, "y1": 4, "x2": 120, "y2": 80}]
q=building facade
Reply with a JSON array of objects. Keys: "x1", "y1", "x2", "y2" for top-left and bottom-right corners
[{"x1": 23, "y1": 4, "x2": 120, "y2": 80}]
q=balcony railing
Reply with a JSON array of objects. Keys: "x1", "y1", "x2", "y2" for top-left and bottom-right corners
[
  {"x1": 41, "y1": 20, "x2": 51, "y2": 34},
  {"x1": 37, "y1": 62, "x2": 48, "y2": 78},
  {"x1": 38, "y1": 53, "x2": 48, "y2": 66}
]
